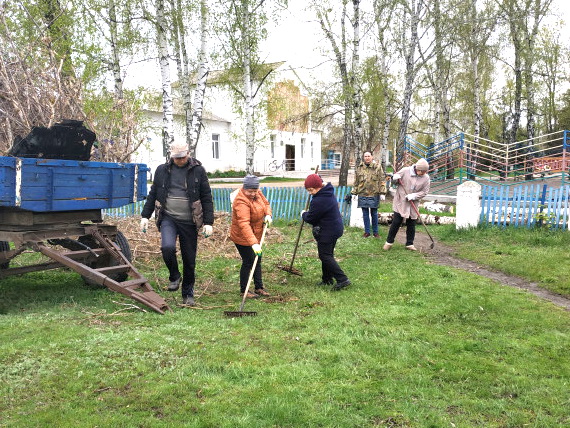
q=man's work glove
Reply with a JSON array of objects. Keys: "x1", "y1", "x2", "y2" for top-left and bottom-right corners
[
  {"x1": 344, "y1": 194, "x2": 352, "y2": 204},
  {"x1": 202, "y1": 225, "x2": 213, "y2": 237},
  {"x1": 392, "y1": 173, "x2": 401, "y2": 181},
  {"x1": 140, "y1": 218, "x2": 149, "y2": 233},
  {"x1": 380, "y1": 194, "x2": 386, "y2": 201},
  {"x1": 252, "y1": 243, "x2": 262, "y2": 256},
  {"x1": 406, "y1": 193, "x2": 418, "y2": 201},
  {"x1": 264, "y1": 215, "x2": 273, "y2": 226}
]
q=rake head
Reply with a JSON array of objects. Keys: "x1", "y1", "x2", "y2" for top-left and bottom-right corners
[
  {"x1": 224, "y1": 310, "x2": 257, "y2": 318},
  {"x1": 277, "y1": 264, "x2": 303, "y2": 276}
]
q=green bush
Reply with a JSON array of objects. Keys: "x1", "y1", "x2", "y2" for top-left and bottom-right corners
[{"x1": 207, "y1": 169, "x2": 247, "y2": 178}]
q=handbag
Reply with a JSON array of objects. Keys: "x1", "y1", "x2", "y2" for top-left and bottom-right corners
[
  {"x1": 154, "y1": 201, "x2": 164, "y2": 230},
  {"x1": 192, "y1": 200, "x2": 204, "y2": 229}
]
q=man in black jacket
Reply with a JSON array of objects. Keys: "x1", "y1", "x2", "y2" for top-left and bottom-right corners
[{"x1": 140, "y1": 143, "x2": 214, "y2": 306}]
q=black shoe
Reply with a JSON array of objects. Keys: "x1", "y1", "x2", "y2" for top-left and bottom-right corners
[
  {"x1": 316, "y1": 280, "x2": 334, "y2": 286},
  {"x1": 333, "y1": 280, "x2": 351, "y2": 291},
  {"x1": 168, "y1": 276, "x2": 182, "y2": 291},
  {"x1": 182, "y1": 296, "x2": 195, "y2": 306}
]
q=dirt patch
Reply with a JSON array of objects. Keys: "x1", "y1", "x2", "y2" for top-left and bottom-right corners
[{"x1": 399, "y1": 232, "x2": 570, "y2": 311}]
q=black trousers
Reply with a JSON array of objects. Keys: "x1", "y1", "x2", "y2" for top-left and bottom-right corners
[
  {"x1": 317, "y1": 239, "x2": 348, "y2": 284},
  {"x1": 235, "y1": 244, "x2": 263, "y2": 293},
  {"x1": 160, "y1": 215, "x2": 198, "y2": 297},
  {"x1": 386, "y1": 212, "x2": 416, "y2": 246}
]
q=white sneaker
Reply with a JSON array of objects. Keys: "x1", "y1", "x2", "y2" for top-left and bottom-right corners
[
  {"x1": 383, "y1": 242, "x2": 392, "y2": 251},
  {"x1": 406, "y1": 245, "x2": 417, "y2": 251}
]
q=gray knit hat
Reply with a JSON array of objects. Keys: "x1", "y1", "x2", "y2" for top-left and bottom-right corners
[
  {"x1": 415, "y1": 158, "x2": 429, "y2": 171},
  {"x1": 243, "y1": 175, "x2": 260, "y2": 189}
]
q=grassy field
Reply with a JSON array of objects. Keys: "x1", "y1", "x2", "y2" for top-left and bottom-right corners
[{"x1": 1, "y1": 222, "x2": 569, "y2": 427}]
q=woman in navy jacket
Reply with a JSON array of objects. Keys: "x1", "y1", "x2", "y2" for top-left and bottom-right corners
[{"x1": 301, "y1": 174, "x2": 351, "y2": 291}]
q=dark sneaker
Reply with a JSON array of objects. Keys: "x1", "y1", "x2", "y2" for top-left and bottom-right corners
[
  {"x1": 363, "y1": 233, "x2": 370, "y2": 238},
  {"x1": 316, "y1": 280, "x2": 334, "y2": 286},
  {"x1": 333, "y1": 280, "x2": 351, "y2": 291},
  {"x1": 168, "y1": 276, "x2": 182, "y2": 291},
  {"x1": 373, "y1": 233, "x2": 380, "y2": 238},
  {"x1": 182, "y1": 296, "x2": 195, "y2": 306},
  {"x1": 255, "y1": 288, "x2": 270, "y2": 296}
]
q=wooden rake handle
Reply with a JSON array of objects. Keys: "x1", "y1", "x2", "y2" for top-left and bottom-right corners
[
  {"x1": 239, "y1": 223, "x2": 269, "y2": 312},
  {"x1": 288, "y1": 165, "x2": 320, "y2": 271}
]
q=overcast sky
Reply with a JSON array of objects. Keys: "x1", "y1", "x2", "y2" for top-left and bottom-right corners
[{"x1": 125, "y1": 0, "x2": 570, "y2": 90}]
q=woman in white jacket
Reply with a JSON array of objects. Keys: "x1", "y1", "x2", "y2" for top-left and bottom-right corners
[{"x1": 383, "y1": 158, "x2": 430, "y2": 251}]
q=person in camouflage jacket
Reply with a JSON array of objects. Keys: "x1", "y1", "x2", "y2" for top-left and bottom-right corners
[{"x1": 349, "y1": 152, "x2": 387, "y2": 237}]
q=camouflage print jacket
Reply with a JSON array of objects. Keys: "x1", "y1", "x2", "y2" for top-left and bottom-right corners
[{"x1": 351, "y1": 161, "x2": 387, "y2": 196}]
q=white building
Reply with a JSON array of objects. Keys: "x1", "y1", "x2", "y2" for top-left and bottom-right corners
[{"x1": 135, "y1": 62, "x2": 322, "y2": 178}]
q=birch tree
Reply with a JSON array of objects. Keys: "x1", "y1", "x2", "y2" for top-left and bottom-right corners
[
  {"x1": 155, "y1": 0, "x2": 175, "y2": 157},
  {"x1": 188, "y1": 0, "x2": 209, "y2": 155},
  {"x1": 350, "y1": 0, "x2": 363, "y2": 165},
  {"x1": 395, "y1": 0, "x2": 425, "y2": 170},
  {"x1": 213, "y1": 0, "x2": 287, "y2": 174},
  {"x1": 371, "y1": 0, "x2": 399, "y2": 171}
]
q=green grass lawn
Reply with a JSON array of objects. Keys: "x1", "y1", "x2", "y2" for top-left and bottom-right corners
[{"x1": 1, "y1": 223, "x2": 569, "y2": 427}]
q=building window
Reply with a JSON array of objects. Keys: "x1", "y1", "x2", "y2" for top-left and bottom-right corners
[
  {"x1": 270, "y1": 135, "x2": 276, "y2": 158},
  {"x1": 301, "y1": 138, "x2": 305, "y2": 158},
  {"x1": 212, "y1": 134, "x2": 220, "y2": 159},
  {"x1": 310, "y1": 141, "x2": 314, "y2": 160}
]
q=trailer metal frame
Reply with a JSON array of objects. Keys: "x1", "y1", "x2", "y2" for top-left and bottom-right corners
[{"x1": 0, "y1": 208, "x2": 170, "y2": 314}]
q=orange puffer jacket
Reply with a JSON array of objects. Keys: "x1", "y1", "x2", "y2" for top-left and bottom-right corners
[{"x1": 230, "y1": 189, "x2": 272, "y2": 246}]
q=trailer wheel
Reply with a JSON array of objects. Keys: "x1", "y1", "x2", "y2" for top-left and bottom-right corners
[
  {"x1": 81, "y1": 231, "x2": 132, "y2": 286},
  {"x1": 0, "y1": 241, "x2": 10, "y2": 269}
]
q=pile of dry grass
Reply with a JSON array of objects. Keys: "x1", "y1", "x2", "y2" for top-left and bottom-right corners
[{"x1": 105, "y1": 212, "x2": 286, "y2": 266}]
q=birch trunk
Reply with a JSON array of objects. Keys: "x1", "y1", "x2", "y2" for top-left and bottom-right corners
[
  {"x1": 156, "y1": 0, "x2": 175, "y2": 156},
  {"x1": 317, "y1": 1, "x2": 353, "y2": 186},
  {"x1": 351, "y1": 0, "x2": 363, "y2": 165},
  {"x1": 108, "y1": 0, "x2": 123, "y2": 100},
  {"x1": 170, "y1": 0, "x2": 193, "y2": 153},
  {"x1": 396, "y1": 0, "x2": 421, "y2": 170},
  {"x1": 189, "y1": 0, "x2": 209, "y2": 156}
]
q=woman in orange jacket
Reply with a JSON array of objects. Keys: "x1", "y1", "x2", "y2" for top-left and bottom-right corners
[{"x1": 229, "y1": 175, "x2": 273, "y2": 298}]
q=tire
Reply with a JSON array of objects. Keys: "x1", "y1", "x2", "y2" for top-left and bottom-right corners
[
  {"x1": 268, "y1": 161, "x2": 277, "y2": 172},
  {"x1": 0, "y1": 241, "x2": 10, "y2": 269},
  {"x1": 81, "y1": 230, "x2": 132, "y2": 286}
]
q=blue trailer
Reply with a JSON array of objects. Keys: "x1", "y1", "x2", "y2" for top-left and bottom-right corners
[{"x1": 0, "y1": 156, "x2": 170, "y2": 314}]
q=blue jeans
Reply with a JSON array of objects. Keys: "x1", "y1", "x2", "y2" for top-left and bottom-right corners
[
  {"x1": 160, "y1": 214, "x2": 198, "y2": 297},
  {"x1": 361, "y1": 207, "x2": 379, "y2": 234}
]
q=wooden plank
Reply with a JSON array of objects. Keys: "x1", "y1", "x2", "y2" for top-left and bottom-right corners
[{"x1": 0, "y1": 209, "x2": 102, "y2": 226}]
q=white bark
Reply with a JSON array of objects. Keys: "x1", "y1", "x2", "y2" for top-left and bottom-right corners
[
  {"x1": 155, "y1": 0, "x2": 174, "y2": 156},
  {"x1": 351, "y1": 0, "x2": 363, "y2": 165},
  {"x1": 108, "y1": 0, "x2": 123, "y2": 99},
  {"x1": 396, "y1": 0, "x2": 422, "y2": 170},
  {"x1": 189, "y1": 0, "x2": 209, "y2": 156}
]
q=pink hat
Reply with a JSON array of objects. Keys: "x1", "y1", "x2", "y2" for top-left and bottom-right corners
[{"x1": 304, "y1": 174, "x2": 323, "y2": 189}]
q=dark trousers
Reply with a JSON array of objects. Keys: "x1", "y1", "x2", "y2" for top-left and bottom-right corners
[
  {"x1": 160, "y1": 215, "x2": 198, "y2": 297},
  {"x1": 317, "y1": 239, "x2": 348, "y2": 284},
  {"x1": 386, "y1": 212, "x2": 416, "y2": 246},
  {"x1": 235, "y1": 244, "x2": 263, "y2": 292}
]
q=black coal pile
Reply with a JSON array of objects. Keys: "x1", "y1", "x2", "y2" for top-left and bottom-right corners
[{"x1": 9, "y1": 119, "x2": 96, "y2": 161}]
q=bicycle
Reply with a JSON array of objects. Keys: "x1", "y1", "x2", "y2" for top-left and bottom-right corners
[{"x1": 268, "y1": 159, "x2": 287, "y2": 172}]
